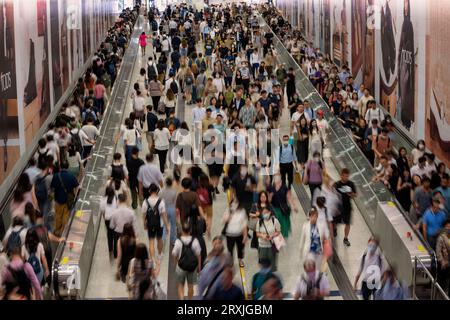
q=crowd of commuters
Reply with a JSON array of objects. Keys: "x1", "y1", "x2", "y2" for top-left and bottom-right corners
[
  {"x1": 262, "y1": 5, "x2": 449, "y2": 296},
  {"x1": 0, "y1": 6, "x2": 139, "y2": 300},
  {"x1": 2, "y1": 1, "x2": 448, "y2": 301}
]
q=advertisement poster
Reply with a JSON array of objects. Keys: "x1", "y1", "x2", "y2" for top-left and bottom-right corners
[
  {"x1": 82, "y1": 0, "x2": 92, "y2": 64},
  {"x1": 0, "y1": 0, "x2": 20, "y2": 183},
  {"x1": 330, "y1": 0, "x2": 349, "y2": 67},
  {"x1": 50, "y1": 0, "x2": 63, "y2": 102},
  {"x1": 15, "y1": 0, "x2": 51, "y2": 145},
  {"x1": 351, "y1": 0, "x2": 375, "y2": 92},
  {"x1": 426, "y1": 0, "x2": 450, "y2": 167}
]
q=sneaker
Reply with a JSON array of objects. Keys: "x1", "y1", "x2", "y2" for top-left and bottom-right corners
[
  {"x1": 343, "y1": 238, "x2": 351, "y2": 247},
  {"x1": 239, "y1": 260, "x2": 245, "y2": 268}
]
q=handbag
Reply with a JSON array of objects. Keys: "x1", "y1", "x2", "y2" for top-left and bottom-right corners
[
  {"x1": 261, "y1": 218, "x2": 278, "y2": 254},
  {"x1": 273, "y1": 234, "x2": 286, "y2": 251}
]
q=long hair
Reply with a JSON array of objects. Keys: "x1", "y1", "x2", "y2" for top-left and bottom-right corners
[
  {"x1": 121, "y1": 223, "x2": 136, "y2": 247},
  {"x1": 25, "y1": 228, "x2": 40, "y2": 254},
  {"x1": 105, "y1": 186, "x2": 115, "y2": 205}
]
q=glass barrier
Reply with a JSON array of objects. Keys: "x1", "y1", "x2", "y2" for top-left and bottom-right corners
[{"x1": 258, "y1": 15, "x2": 434, "y2": 255}]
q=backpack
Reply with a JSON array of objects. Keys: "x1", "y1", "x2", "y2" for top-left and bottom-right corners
[
  {"x1": 34, "y1": 175, "x2": 48, "y2": 204},
  {"x1": 197, "y1": 187, "x2": 211, "y2": 207},
  {"x1": 185, "y1": 75, "x2": 193, "y2": 86},
  {"x1": 111, "y1": 164, "x2": 125, "y2": 181},
  {"x1": 70, "y1": 131, "x2": 83, "y2": 154},
  {"x1": 27, "y1": 252, "x2": 42, "y2": 276},
  {"x1": 7, "y1": 265, "x2": 32, "y2": 300},
  {"x1": 6, "y1": 227, "x2": 25, "y2": 254},
  {"x1": 146, "y1": 198, "x2": 162, "y2": 231},
  {"x1": 170, "y1": 80, "x2": 179, "y2": 94},
  {"x1": 101, "y1": 72, "x2": 111, "y2": 88},
  {"x1": 154, "y1": 38, "x2": 162, "y2": 52},
  {"x1": 148, "y1": 63, "x2": 158, "y2": 78},
  {"x1": 178, "y1": 239, "x2": 198, "y2": 272}
]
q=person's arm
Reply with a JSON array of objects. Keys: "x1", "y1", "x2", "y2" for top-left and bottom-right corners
[
  {"x1": 422, "y1": 215, "x2": 428, "y2": 240},
  {"x1": 40, "y1": 246, "x2": 50, "y2": 278},
  {"x1": 23, "y1": 263, "x2": 43, "y2": 300},
  {"x1": 287, "y1": 190, "x2": 298, "y2": 213}
]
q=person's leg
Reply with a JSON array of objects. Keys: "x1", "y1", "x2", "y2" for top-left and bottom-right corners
[
  {"x1": 236, "y1": 234, "x2": 245, "y2": 260},
  {"x1": 178, "y1": 284, "x2": 185, "y2": 300},
  {"x1": 54, "y1": 203, "x2": 63, "y2": 237},
  {"x1": 226, "y1": 235, "x2": 235, "y2": 259},
  {"x1": 105, "y1": 219, "x2": 113, "y2": 254},
  {"x1": 149, "y1": 237, "x2": 156, "y2": 262},
  {"x1": 157, "y1": 238, "x2": 163, "y2": 257},
  {"x1": 187, "y1": 283, "x2": 194, "y2": 300},
  {"x1": 113, "y1": 232, "x2": 119, "y2": 258},
  {"x1": 287, "y1": 163, "x2": 294, "y2": 189},
  {"x1": 361, "y1": 281, "x2": 370, "y2": 300},
  {"x1": 160, "y1": 149, "x2": 168, "y2": 173},
  {"x1": 130, "y1": 185, "x2": 138, "y2": 210},
  {"x1": 344, "y1": 223, "x2": 351, "y2": 242},
  {"x1": 280, "y1": 163, "x2": 287, "y2": 186}
]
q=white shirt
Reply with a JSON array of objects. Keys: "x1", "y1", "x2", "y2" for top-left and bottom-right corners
[
  {"x1": 109, "y1": 205, "x2": 138, "y2": 234},
  {"x1": 365, "y1": 107, "x2": 385, "y2": 125},
  {"x1": 410, "y1": 164, "x2": 429, "y2": 179},
  {"x1": 291, "y1": 111, "x2": 304, "y2": 134},
  {"x1": 141, "y1": 196, "x2": 166, "y2": 228},
  {"x1": 123, "y1": 128, "x2": 137, "y2": 146},
  {"x1": 133, "y1": 96, "x2": 146, "y2": 113},
  {"x1": 224, "y1": 208, "x2": 248, "y2": 236},
  {"x1": 153, "y1": 128, "x2": 171, "y2": 150},
  {"x1": 192, "y1": 107, "x2": 206, "y2": 126},
  {"x1": 100, "y1": 196, "x2": 118, "y2": 221},
  {"x1": 316, "y1": 118, "x2": 329, "y2": 137}
]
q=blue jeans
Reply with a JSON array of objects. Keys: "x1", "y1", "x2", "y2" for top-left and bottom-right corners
[{"x1": 163, "y1": 205, "x2": 177, "y2": 246}]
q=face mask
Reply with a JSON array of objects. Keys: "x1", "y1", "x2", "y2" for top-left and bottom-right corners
[
  {"x1": 314, "y1": 156, "x2": 320, "y2": 162},
  {"x1": 418, "y1": 144, "x2": 425, "y2": 150},
  {"x1": 368, "y1": 243, "x2": 376, "y2": 254},
  {"x1": 262, "y1": 213, "x2": 270, "y2": 220},
  {"x1": 260, "y1": 267, "x2": 271, "y2": 274},
  {"x1": 283, "y1": 141, "x2": 289, "y2": 146}
]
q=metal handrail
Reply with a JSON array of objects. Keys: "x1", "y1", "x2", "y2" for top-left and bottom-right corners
[{"x1": 413, "y1": 256, "x2": 449, "y2": 300}]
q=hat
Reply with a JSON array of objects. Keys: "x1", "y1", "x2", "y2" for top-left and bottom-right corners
[{"x1": 206, "y1": 107, "x2": 212, "y2": 112}]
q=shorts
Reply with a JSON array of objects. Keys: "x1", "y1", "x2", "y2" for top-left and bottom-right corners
[
  {"x1": 203, "y1": 205, "x2": 213, "y2": 218},
  {"x1": 175, "y1": 265, "x2": 197, "y2": 285},
  {"x1": 334, "y1": 210, "x2": 351, "y2": 225},
  {"x1": 147, "y1": 226, "x2": 163, "y2": 239}
]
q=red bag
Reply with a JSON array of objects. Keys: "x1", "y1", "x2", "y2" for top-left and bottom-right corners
[
  {"x1": 323, "y1": 239, "x2": 333, "y2": 259},
  {"x1": 197, "y1": 187, "x2": 211, "y2": 207}
]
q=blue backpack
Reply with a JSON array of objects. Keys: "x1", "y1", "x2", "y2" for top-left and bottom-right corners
[{"x1": 27, "y1": 252, "x2": 42, "y2": 276}]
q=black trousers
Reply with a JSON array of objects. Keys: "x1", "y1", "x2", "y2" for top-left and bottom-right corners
[
  {"x1": 130, "y1": 184, "x2": 139, "y2": 209},
  {"x1": 105, "y1": 219, "x2": 118, "y2": 258},
  {"x1": 155, "y1": 149, "x2": 168, "y2": 173},
  {"x1": 226, "y1": 234, "x2": 245, "y2": 260},
  {"x1": 361, "y1": 280, "x2": 377, "y2": 300},
  {"x1": 309, "y1": 184, "x2": 322, "y2": 204},
  {"x1": 280, "y1": 162, "x2": 294, "y2": 189}
]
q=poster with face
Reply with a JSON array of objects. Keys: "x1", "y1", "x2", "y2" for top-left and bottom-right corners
[
  {"x1": 351, "y1": 0, "x2": 375, "y2": 93},
  {"x1": 15, "y1": 0, "x2": 51, "y2": 145},
  {"x1": 377, "y1": 0, "x2": 424, "y2": 134},
  {"x1": 50, "y1": 0, "x2": 63, "y2": 102},
  {"x1": 67, "y1": 0, "x2": 83, "y2": 82},
  {"x1": 330, "y1": 0, "x2": 349, "y2": 67},
  {"x1": 426, "y1": 0, "x2": 450, "y2": 167},
  {"x1": 0, "y1": 0, "x2": 20, "y2": 183},
  {"x1": 82, "y1": 0, "x2": 92, "y2": 64}
]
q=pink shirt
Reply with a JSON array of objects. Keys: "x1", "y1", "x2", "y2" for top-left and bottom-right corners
[
  {"x1": 139, "y1": 34, "x2": 147, "y2": 47},
  {"x1": 94, "y1": 84, "x2": 106, "y2": 99},
  {"x1": 1, "y1": 259, "x2": 43, "y2": 299}
]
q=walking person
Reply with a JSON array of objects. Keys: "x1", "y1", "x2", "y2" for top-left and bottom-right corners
[
  {"x1": 153, "y1": 119, "x2": 171, "y2": 174},
  {"x1": 304, "y1": 151, "x2": 325, "y2": 205},
  {"x1": 159, "y1": 177, "x2": 178, "y2": 246},
  {"x1": 139, "y1": 32, "x2": 148, "y2": 56},
  {"x1": 334, "y1": 168, "x2": 357, "y2": 247},
  {"x1": 255, "y1": 207, "x2": 281, "y2": 272},
  {"x1": 172, "y1": 222, "x2": 202, "y2": 300},
  {"x1": 126, "y1": 147, "x2": 145, "y2": 210},
  {"x1": 116, "y1": 223, "x2": 137, "y2": 283},
  {"x1": 142, "y1": 183, "x2": 170, "y2": 266},
  {"x1": 222, "y1": 200, "x2": 248, "y2": 268},
  {"x1": 100, "y1": 186, "x2": 118, "y2": 259}
]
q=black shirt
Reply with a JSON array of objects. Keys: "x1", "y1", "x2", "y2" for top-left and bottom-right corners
[
  {"x1": 335, "y1": 180, "x2": 357, "y2": 212},
  {"x1": 146, "y1": 112, "x2": 158, "y2": 132},
  {"x1": 231, "y1": 173, "x2": 256, "y2": 205},
  {"x1": 126, "y1": 157, "x2": 145, "y2": 187}
]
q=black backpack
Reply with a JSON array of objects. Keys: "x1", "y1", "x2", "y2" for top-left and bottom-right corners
[
  {"x1": 170, "y1": 80, "x2": 179, "y2": 94},
  {"x1": 178, "y1": 239, "x2": 198, "y2": 272},
  {"x1": 151, "y1": 20, "x2": 158, "y2": 31},
  {"x1": 27, "y1": 252, "x2": 42, "y2": 276},
  {"x1": 271, "y1": 104, "x2": 280, "y2": 120},
  {"x1": 34, "y1": 175, "x2": 48, "y2": 204},
  {"x1": 70, "y1": 131, "x2": 83, "y2": 153},
  {"x1": 6, "y1": 227, "x2": 25, "y2": 255},
  {"x1": 185, "y1": 75, "x2": 193, "y2": 86},
  {"x1": 111, "y1": 164, "x2": 125, "y2": 181},
  {"x1": 7, "y1": 265, "x2": 32, "y2": 300},
  {"x1": 37, "y1": 149, "x2": 49, "y2": 165},
  {"x1": 146, "y1": 198, "x2": 162, "y2": 231}
]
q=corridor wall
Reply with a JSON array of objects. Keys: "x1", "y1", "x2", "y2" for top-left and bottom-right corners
[
  {"x1": 0, "y1": 0, "x2": 117, "y2": 185},
  {"x1": 277, "y1": 0, "x2": 450, "y2": 167}
]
